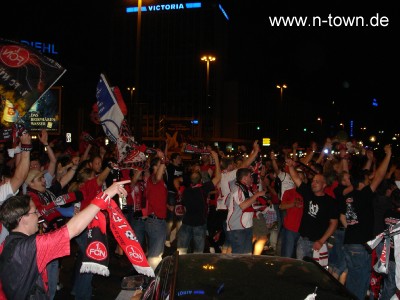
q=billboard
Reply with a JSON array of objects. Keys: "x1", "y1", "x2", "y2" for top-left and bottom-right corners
[{"x1": 19, "y1": 86, "x2": 62, "y2": 134}]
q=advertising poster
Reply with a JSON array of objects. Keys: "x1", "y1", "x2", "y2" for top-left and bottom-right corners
[{"x1": 19, "y1": 86, "x2": 61, "y2": 134}]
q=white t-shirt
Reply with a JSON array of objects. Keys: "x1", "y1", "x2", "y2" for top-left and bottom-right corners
[
  {"x1": 227, "y1": 183, "x2": 254, "y2": 230},
  {"x1": 0, "y1": 181, "x2": 18, "y2": 244},
  {"x1": 0, "y1": 181, "x2": 17, "y2": 203},
  {"x1": 216, "y1": 169, "x2": 237, "y2": 210},
  {"x1": 278, "y1": 171, "x2": 295, "y2": 200}
]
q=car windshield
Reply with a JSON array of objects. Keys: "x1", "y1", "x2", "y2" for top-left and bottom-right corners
[{"x1": 173, "y1": 254, "x2": 355, "y2": 299}]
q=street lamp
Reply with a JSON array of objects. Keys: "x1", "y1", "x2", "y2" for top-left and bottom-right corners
[
  {"x1": 201, "y1": 55, "x2": 216, "y2": 138},
  {"x1": 317, "y1": 117, "x2": 322, "y2": 125},
  {"x1": 276, "y1": 83, "x2": 287, "y2": 143},
  {"x1": 201, "y1": 56, "x2": 216, "y2": 98},
  {"x1": 276, "y1": 84, "x2": 287, "y2": 102},
  {"x1": 127, "y1": 86, "x2": 135, "y2": 126},
  {"x1": 133, "y1": 0, "x2": 142, "y2": 140}
]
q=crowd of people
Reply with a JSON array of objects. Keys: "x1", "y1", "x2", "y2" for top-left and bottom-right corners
[{"x1": 0, "y1": 129, "x2": 399, "y2": 300}]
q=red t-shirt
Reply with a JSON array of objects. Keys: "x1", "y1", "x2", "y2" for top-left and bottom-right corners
[
  {"x1": 79, "y1": 178, "x2": 102, "y2": 210},
  {"x1": 281, "y1": 188, "x2": 303, "y2": 232},
  {"x1": 145, "y1": 175, "x2": 167, "y2": 219},
  {"x1": 324, "y1": 180, "x2": 339, "y2": 199},
  {"x1": 0, "y1": 226, "x2": 70, "y2": 299}
]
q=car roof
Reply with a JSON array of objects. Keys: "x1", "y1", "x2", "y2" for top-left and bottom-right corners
[{"x1": 155, "y1": 253, "x2": 356, "y2": 299}]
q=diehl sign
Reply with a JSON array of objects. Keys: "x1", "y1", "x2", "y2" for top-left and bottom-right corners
[{"x1": 20, "y1": 40, "x2": 58, "y2": 55}]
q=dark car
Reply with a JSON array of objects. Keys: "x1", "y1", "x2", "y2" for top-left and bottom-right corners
[{"x1": 121, "y1": 251, "x2": 356, "y2": 300}]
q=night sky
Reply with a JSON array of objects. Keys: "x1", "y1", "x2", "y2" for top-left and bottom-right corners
[
  {"x1": 226, "y1": 1, "x2": 398, "y2": 134},
  {"x1": 3, "y1": 0, "x2": 399, "y2": 143}
]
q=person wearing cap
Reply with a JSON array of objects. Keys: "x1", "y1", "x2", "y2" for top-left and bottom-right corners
[
  {"x1": 25, "y1": 162, "x2": 82, "y2": 300},
  {"x1": 0, "y1": 180, "x2": 129, "y2": 300}
]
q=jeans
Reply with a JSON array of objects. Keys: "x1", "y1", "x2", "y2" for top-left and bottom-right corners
[
  {"x1": 230, "y1": 227, "x2": 253, "y2": 254},
  {"x1": 376, "y1": 243, "x2": 396, "y2": 300},
  {"x1": 131, "y1": 218, "x2": 147, "y2": 250},
  {"x1": 222, "y1": 218, "x2": 231, "y2": 248},
  {"x1": 344, "y1": 244, "x2": 371, "y2": 300},
  {"x1": 328, "y1": 229, "x2": 347, "y2": 275},
  {"x1": 47, "y1": 258, "x2": 58, "y2": 300},
  {"x1": 177, "y1": 223, "x2": 206, "y2": 254},
  {"x1": 296, "y1": 236, "x2": 314, "y2": 260},
  {"x1": 145, "y1": 217, "x2": 166, "y2": 270},
  {"x1": 72, "y1": 229, "x2": 93, "y2": 300},
  {"x1": 166, "y1": 191, "x2": 176, "y2": 242},
  {"x1": 280, "y1": 227, "x2": 300, "y2": 258}
]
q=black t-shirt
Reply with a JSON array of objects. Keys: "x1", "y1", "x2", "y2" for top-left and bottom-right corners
[
  {"x1": 0, "y1": 233, "x2": 47, "y2": 299},
  {"x1": 181, "y1": 181, "x2": 214, "y2": 226},
  {"x1": 166, "y1": 163, "x2": 184, "y2": 192},
  {"x1": 334, "y1": 184, "x2": 348, "y2": 229},
  {"x1": 297, "y1": 182, "x2": 338, "y2": 242},
  {"x1": 343, "y1": 185, "x2": 375, "y2": 244}
]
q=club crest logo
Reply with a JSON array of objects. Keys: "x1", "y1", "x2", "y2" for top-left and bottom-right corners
[
  {"x1": 0, "y1": 45, "x2": 30, "y2": 68},
  {"x1": 126, "y1": 245, "x2": 144, "y2": 263},
  {"x1": 86, "y1": 241, "x2": 108, "y2": 261}
]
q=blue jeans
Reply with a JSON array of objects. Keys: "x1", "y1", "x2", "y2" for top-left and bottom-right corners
[
  {"x1": 230, "y1": 228, "x2": 253, "y2": 254},
  {"x1": 72, "y1": 229, "x2": 93, "y2": 300},
  {"x1": 328, "y1": 229, "x2": 347, "y2": 275},
  {"x1": 222, "y1": 217, "x2": 231, "y2": 249},
  {"x1": 376, "y1": 243, "x2": 396, "y2": 300},
  {"x1": 296, "y1": 236, "x2": 314, "y2": 259},
  {"x1": 379, "y1": 260, "x2": 396, "y2": 300},
  {"x1": 344, "y1": 244, "x2": 371, "y2": 300},
  {"x1": 177, "y1": 223, "x2": 206, "y2": 254},
  {"x1": 280, "y1": 227, "x2": 300, "y2": 258},
  {"x1": 145, "y1": 217, "x2": 166, "y2": 270},
  {"x1": 131, "y1": 218, "x2": 147, "y2": 250},
  {"x1": 47, "y1": 258, "x2": 58, "y2": 300}
]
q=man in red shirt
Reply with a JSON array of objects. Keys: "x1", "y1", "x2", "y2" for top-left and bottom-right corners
[{"x1": 0, "y1": 180, "x2": 129, "y2": 300}]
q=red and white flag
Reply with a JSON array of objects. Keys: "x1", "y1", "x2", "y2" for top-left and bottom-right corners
[{"x1": 0, "y1": 38, "x2": 66, "y2": 127}]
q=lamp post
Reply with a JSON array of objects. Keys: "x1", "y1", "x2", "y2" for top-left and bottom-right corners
[
  {"x1": 134, "y1": 0, "x2": 142, "y2": 140},
  {"x1": 201, "y1": 55, "x2": 216, "y2": 138},
  {"x1": 276, "y1": 83, "x2": 287, "y2": 144},
  {"x1": 127, "y1": 86, "x2": 135, "y2": 126}
]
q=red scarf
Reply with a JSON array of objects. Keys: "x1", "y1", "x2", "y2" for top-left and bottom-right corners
[{"x1": 81, "y1": 193, "x2": 154, "y2": 277}]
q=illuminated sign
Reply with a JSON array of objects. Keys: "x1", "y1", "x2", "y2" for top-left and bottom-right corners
[
  {"x1": 20, "y1": 40, "x2": 58, "y2": 55},
  {"x1": 126, "y1": 2, "x2": 201, "y2": 13},
  {"x1": 262, "y1": 138, "x2": 271, "y2": 146}
]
